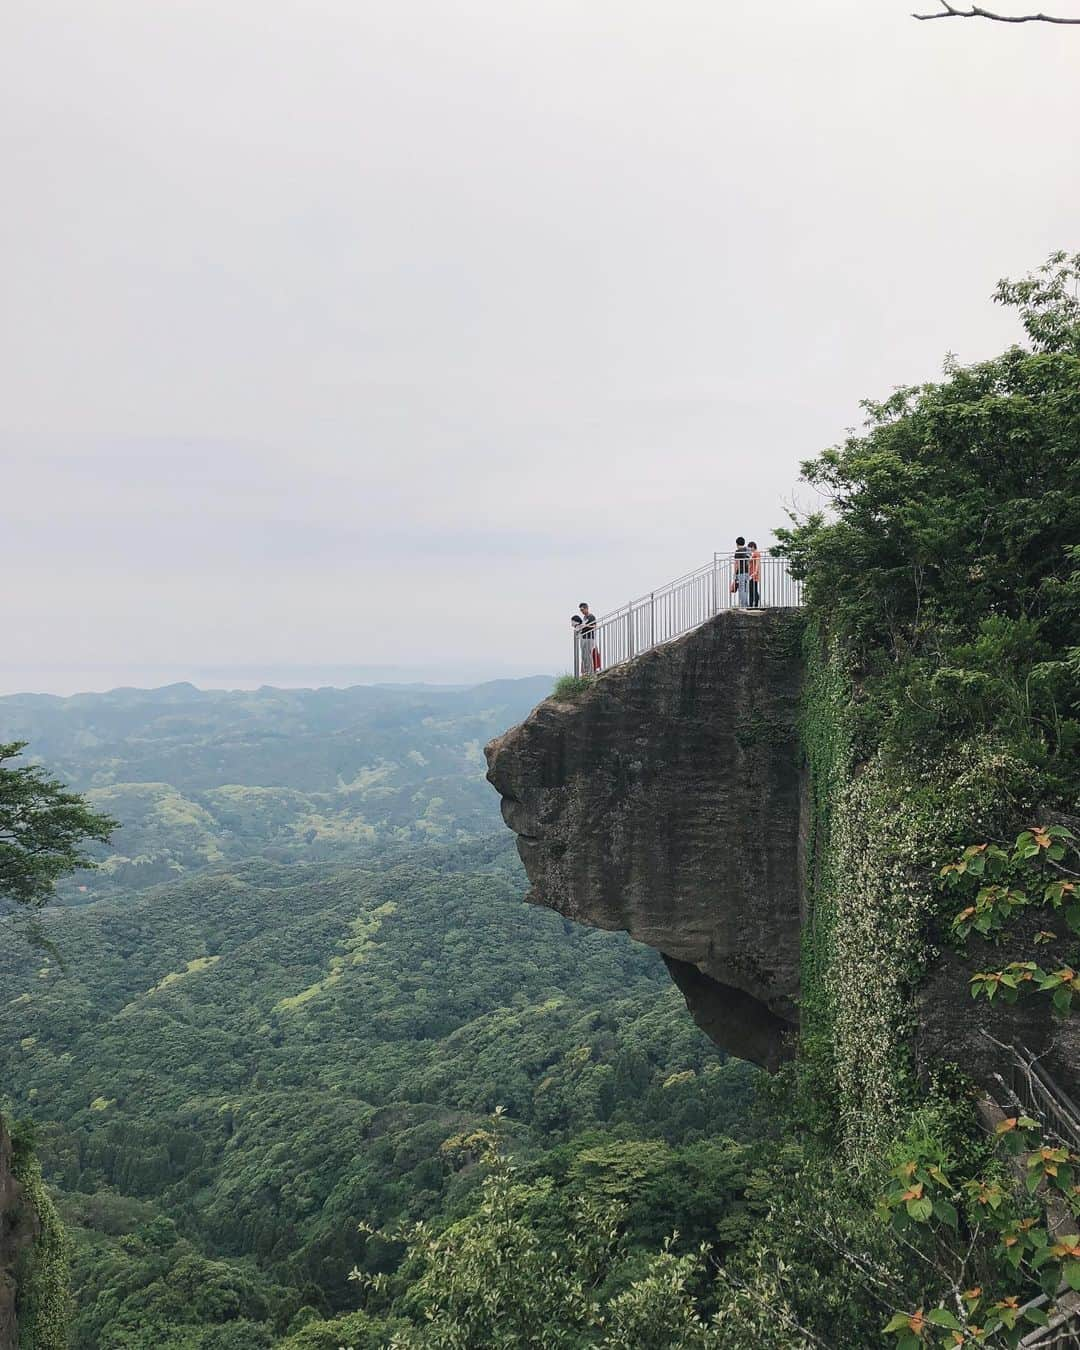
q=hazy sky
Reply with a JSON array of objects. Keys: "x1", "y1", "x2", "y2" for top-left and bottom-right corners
[{"x1": 3, "y1": 0, "x2": 1077, "y2": 692}]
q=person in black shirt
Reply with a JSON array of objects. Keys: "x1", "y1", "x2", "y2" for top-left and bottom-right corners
[
  {"x1": 732, "y1": 537, "x2": 751, "y2": 607},
  {"x1": 578, "y1": 602, "x2": 599, "y2": 674}
]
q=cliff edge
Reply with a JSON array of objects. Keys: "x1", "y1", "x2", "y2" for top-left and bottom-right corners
[{"x1": 486, "y1": 610, "x2": 806, "y2": 1071}]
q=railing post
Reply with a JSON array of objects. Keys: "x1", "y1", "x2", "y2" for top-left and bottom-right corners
[
  {"x1": 711, "y1": 555, "x2": 719, "y2": 616},
  {"x1": 627, "y1": 608, "x2": 635, "y2": 658},
  {"x1": 650, "y1": 592, "x2": 655, "y2": 648}
]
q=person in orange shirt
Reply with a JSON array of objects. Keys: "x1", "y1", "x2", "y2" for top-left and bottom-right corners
[
  {"x1": 578, "y1": 603, "x2": 600, "y2": 673},
  {"x1": 748, "y1": 541, "x2": 762, "y2": 608}
]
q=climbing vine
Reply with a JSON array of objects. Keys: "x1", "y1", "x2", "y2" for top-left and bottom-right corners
[
  {"x1": 10, "y1": 1121, "x2": 72, "y2": 1350},
  {"x1": 795, "y1": 623, "x2": 853, "y2": 1132},
  {"x1": 799, "y1": 624, "x2": 1045, "y2": 1156}
]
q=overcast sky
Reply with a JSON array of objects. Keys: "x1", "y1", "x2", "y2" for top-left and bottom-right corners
[{"x1": 3, "y1": 0, "x2": 1077, "y2": 692}]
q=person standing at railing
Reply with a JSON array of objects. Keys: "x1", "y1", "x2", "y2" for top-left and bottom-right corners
[
  {"x1": 732, "y1": 538, "x2": 752, "y2": 607},
  {"x1": 578, "y1": 602, "x2": 600, "y2": 674},
  {"x1": 748, "y1": 541, "x2": 762, "y2": 608},
  {"x1": 570, "y1": 615, "x2": 584, "y2": 674}
]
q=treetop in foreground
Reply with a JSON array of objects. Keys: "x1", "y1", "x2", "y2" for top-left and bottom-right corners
[{"x1": 0, "y1": 741, "x2": 117, "y2": 910}]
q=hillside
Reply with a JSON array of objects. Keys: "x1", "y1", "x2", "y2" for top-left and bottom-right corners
[
  {"x1": 4, "y1": 259, "x2": 1079, "y2": 1349},
  {"x1": 0, "y1": 700, "x2": 759, "y2": 1348},
  {"x1": 0, "y1": 679, "x2": 552, "y2": 903}
]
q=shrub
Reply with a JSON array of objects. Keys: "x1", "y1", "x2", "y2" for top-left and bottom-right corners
[{"x1": 551, "y1": 675, "x2": 593, "y2": 701}]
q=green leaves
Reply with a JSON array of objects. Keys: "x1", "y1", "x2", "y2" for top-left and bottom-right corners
[
  {"x1": 0, "y1": 740, "x2": 118, "y2": 909},
  {"x1": 356, "y1": 1121, "x2": 726, "y2": 1348},
  {"x1": 1035, "y1": 966, "x2": 1080, "y2": 1016},
  {"x1": 1014, "y1": 824, "x2": 1076, "y2": 865},
  {"x1": 907, "y1": 1195, "x2": 934, "y2": 1222},
  {"x1": 881, "y1": 1156, "x2": 959, "y2": 1233},
  {"x1": 880, "y1": 1106, "x2": 1080, "y2": 1350},
  {"x1": 776, "y1": 253, "x2": 1080, "y2": 776},
  {"x1": 948, "y1": 827, "x2": 1080, "y2": 1019},
  {"x1": 994, "y1": 251, "x2": 1080, "y2": 355},
  {"x1": 970, "y1": 963, "x2": 1042, "y2": 1004}
]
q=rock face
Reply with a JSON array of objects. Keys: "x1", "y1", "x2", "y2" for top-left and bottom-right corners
[
  {"x1": 917, "y1": 840, "x2": 1080, "y2": 1101},
  {"x1": 0, "y1": 1115, "x2": 39, "y2": 1350},
  {"x1": 486, "y1": 611, "x2": 807, "y2": 1071},
  {"x1": 487, "y1": 611, "x2": 1080, "y2": 1102}
]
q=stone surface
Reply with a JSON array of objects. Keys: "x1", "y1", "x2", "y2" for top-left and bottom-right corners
[
  {"x1": 486, "y1": 610, "x2": 807, "y2": 1070},
  {"x1": 917, "y1": 814, "x2": 1080, "y2": 1103},
  {"x1": 916, "y1": 910, "x2": 1064, "y2": 1093},
  {"x1": 487, "y1": 610, "x2": 1080, "y2": 1099},
  {"x1": 0, "y1": 1115, "x2": 38, "y2": 1350}
]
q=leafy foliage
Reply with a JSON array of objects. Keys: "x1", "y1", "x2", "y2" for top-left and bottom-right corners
[
  {"x1": 756, "y1": 256, "x2": 1080, "y2": 1348},
  {"x1": 776, "y1": 253, "x2": 1080, "y2": 790},
  {"x1": 1, "y1": 835, "x2": 758, "y2": 1347},
  {"x1": 352, "y1": 1120, "x2": 726, "y2": 1349},
  {"x1": 877, "y1": 1092, "x2": 1080, "y2": 1346},
  {"x1": 10, "y1": 1119, "x2": 73, "y2": 1350},
  {"x1": 857, "y1": 828, "x2": 1080, "y2": 1343},
  {"x1": 0, "y1": 741, "x2": 116, "y2": 911},
  {"x1": 551, "y1": 675, "x2": 593, "y2": 701}
]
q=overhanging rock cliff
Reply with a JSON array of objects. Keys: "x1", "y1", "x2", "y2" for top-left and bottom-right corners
[{"x1": 486, "y1": 611, "x2": 807, "y2": 1071}]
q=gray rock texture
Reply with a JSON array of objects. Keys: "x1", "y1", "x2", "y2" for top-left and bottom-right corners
[
  {"x1": 916, "y1": 912, "x2": 1063, "y2": 1091},
  {"x1": 485, "y1": 610, "x2": 807, "y2": 1070},
  {"x1": 917, "y1": 829, "x2": 1080, "y2": 1103},
  {"x1": 0, "y1": 1115, "x2": 38, "y2": 1350},
  {"x1": 487, "y1": 611, "x2": 1080, "y2": 1105}
]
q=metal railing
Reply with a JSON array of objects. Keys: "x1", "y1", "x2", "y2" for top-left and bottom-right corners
[
  {"x1": 1001, "y1": 1041, "x2": 1080, "y2": 1153},
  {"x1": 572, "y1": 551, "x2": 802, "y2": 677},
  {"x1": 990, "y1": 1040, "x2": 1080, "y2": 1347}
]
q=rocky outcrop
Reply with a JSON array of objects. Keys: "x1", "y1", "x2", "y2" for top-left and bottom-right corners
[
  {"x1": 486, "y1": 611, "x2": 807, "y2": 1071},
  {"x1": 487, "y1": 608, "x2": 1080, "y2": 1106},
  {"x1": 0, "y1": 1115, "x2": 39, "y2": 1350}
]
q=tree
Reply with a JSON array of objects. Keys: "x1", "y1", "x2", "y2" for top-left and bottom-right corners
[
  {"x1": 350, "y1": 1118, "x2": 724, "y2": 1348},
  {"x1": 776, "y1": 251, "x2": 1080, "y2": 781},
  {"x1": 0, "y1": 741, "x2": 117, "y2": 910}
]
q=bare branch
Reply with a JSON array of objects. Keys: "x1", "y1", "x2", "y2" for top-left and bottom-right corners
[{"x1": 914, "y1": 1, "x2": 1080, "y2": 19}]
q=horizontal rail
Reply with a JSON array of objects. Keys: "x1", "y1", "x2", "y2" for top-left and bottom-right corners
[
  {"x1": 572, "y1": 550, "x2": 802, "y2": 678},
  {"x1": 1006, "y1": 1043, "x2": 1080, "y2": 1152}
]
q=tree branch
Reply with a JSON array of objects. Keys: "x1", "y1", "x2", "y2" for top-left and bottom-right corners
[{"x1": 914, "y1": 1, "x2": 1080, "y2": 20}]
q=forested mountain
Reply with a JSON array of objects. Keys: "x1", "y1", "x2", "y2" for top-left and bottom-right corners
[
  {"x1": 3, "y1": 844, "x2": 758, "y2": 1347},
  {"x1": 13, "y1": 239, "x2": 1074, "y2": 1350},
  {"x1": 0, "y1": 680, "x2": 551, "y2": 903},
  {"x1": 0, "y1": 681, "x2": 760, "y2": 1348}
]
